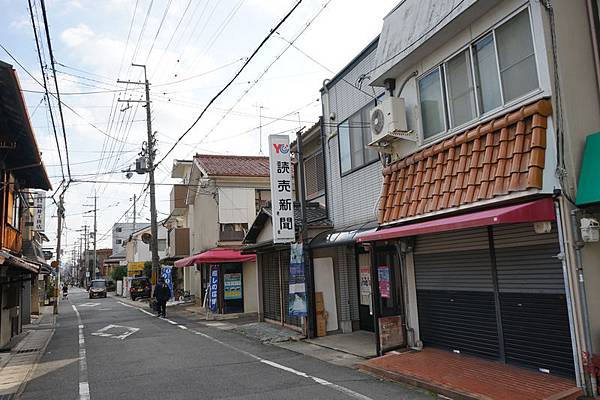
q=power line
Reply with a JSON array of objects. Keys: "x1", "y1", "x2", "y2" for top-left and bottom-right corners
[
  {"x1": 27, "y1": 0, "x2": 64, "y2": 182},
  {"x1": 40, "y1": 0, "x2": 72, "y2": 180},
  {"x1": 154, "y1": 0, "x2": 304, "y2": 169},
  {"x1": 144, "y1": 0, "x2": 173, "y2": 63}
]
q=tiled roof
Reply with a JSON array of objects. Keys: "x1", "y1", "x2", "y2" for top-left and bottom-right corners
[
  {"x1": 195, "y1": 154, "x2": 270, "y2": 177},
  {"x1": 378, "y1": 99, "x2": 552, "y2": 224}
]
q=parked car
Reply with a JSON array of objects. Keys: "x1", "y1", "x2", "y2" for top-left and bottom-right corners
[
  {"x1": 89, "y1": 279, "x2": 107, "y2": 299},
  {"x1": 130, "y1": 277, "x2": 151, "y2": 301}
]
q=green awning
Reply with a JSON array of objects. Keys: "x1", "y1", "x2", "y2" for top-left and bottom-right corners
[{"x1": 576, "y1": 132, "x2": 600, "y2": 207}]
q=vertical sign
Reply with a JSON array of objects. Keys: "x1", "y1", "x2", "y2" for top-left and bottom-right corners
[
  {"x1": 288, "y1": 243, "x2": 307, "y2": 316},
  {"x1": 34, "y1": 191, "x2": 45, "y2": 231},
  {"x1": 209, "y1": 266, "x2": 219, "y2": 312},
  {"x1": 268, "y1": 134, "x2": 295, "y2": 243},
  {"x1": 161, "y1": 266, "x2": 173, "y2": 300}
]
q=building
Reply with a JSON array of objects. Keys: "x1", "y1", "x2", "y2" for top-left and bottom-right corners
[
  {"x1": 123, "y1": 224, "x2": 167, "y2": 278},
  {"x1": 0, "y1": 60, "x2": 51, "y2": 348},
  {"x1": 172, "y1": 154, "x2": 271, "y2": 315},
  {"x1": 315, "y1": 0, "x2": 600, "y2": 395},
  {"x1": 111, "y1": 222, "x2": 145, "y2": 256}
]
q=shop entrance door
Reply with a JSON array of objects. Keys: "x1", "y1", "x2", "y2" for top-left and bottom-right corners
[{"x1": 357, "y1": 252, "x2": 374, "y2": 332}]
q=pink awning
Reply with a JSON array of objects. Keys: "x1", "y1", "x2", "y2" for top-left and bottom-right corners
[
  {"x1": 356, "y1": 198, "x2": 555, "y2": 243},
  {"x1": 174, "y1": 248, "x2": 256, "y2": 268}
]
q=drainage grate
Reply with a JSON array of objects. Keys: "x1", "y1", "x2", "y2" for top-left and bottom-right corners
[{"x1": 15, "y1": 348, "x2": 40, "y2": 354}]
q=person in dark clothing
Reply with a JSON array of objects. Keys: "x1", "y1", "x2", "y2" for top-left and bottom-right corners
[{"x1": 154, "y1": 277, "x2": 171, "y2": 317}]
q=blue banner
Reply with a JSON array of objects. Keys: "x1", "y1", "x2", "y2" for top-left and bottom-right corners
[
  {"x1": 288, "y1": 243, "x2": 307, "y2": 316},
  {"x1": 161, "y1": 266, "x2": 173, "y2": 300},
  {"x1": 210, "y1": 266, "x2": 219, "y2": 312}
]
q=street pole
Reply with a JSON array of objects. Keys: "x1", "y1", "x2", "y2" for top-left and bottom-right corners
[
  {"x1": 118, "y1": 64, "x2": 160, "y2": 285},
  {"x1": 93, "y1": 194, "x2": 97, "y2": 279},
  {"x1": 132, "y1": 194, "x2": 136, "y2": 232},
  {"x1": 295, "y1": 128, "x2": 315, "y2": 338},
  {"x1": 84, "y1": 225, "x2": 89, "y2": 287},
  {"x1": 54, "y1": 194, "x2": 64, "y2": 315}
]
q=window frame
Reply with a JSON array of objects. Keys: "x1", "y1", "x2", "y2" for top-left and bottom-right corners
[
  {"x1": 304, "y1": 149, "x2": 325, "y2": 201},
  {"x1": 417, "y1": 5, "x2": 540, "y2": 144},
  {"x1": 337, "y1": 99, "x2": 381, "y2": 177}
]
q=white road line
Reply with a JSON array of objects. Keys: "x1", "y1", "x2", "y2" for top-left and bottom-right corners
[
  {"x1": 118, "y1": 302, "x2": 374, "y2": 400},
  {"x1": 72, "y1": 305, "x2": 90, "y2": 400}
]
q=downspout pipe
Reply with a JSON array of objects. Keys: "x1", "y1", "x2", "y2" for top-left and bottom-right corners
[
  {"x1": 570, "y1": 207, "x2": 598, "y2": 396},
  {"x1": 586, "y1": 0, "x2": 600, "y2": 99},
  {"x1": 320, "y1": 80, "x2": 331, "y2": 222}
]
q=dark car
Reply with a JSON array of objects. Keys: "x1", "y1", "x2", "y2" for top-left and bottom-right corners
[
  {"x1": 130, "y1": 277, "x2": 151, "y2": 301},
  {"x1": 89, "y1": 279, "x2": 107, "y2": 299},
  {"x1": 105, "y1": 279, "x2": 116, "y2": 292}
]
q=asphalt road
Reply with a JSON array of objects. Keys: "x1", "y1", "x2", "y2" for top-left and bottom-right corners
[{"x1": 20, "y1": 288, "x2": 432, "y2": 400}]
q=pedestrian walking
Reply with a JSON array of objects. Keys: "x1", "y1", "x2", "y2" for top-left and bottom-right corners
[{"x1": 154, "y1": 277, "x2": 171, "y2": 318}]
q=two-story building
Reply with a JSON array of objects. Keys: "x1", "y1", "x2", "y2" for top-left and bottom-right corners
[
  {"x1": 0, "y1": 60, "x2": 51, "y2": 348},
  {"x1": 172, "y1": 154, "x2": 271, "y2": 315},
  {"x1": 324, "y1": 0, "x2": 600, "y2": 394}
]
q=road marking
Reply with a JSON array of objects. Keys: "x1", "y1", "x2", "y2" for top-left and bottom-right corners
[
  {"x1": 91, "y1": 324, "x2": 140, "y2": 340},
  {"x1": 118, "y1": 302, "x2": 374, "y2": 400},
  {"x1": 72, "y1": 304, "x2": 90, "y2": 400},
  {"x1": 79, "y1": 303, "x2": 101, "y2": 307}
]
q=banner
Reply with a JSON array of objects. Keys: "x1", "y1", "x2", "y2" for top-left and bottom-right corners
[
  {"x1": 288, "y1": 243, "x2": 307, "y2": 316},
  {"x1": 268, "y1": 135, "x2": 295, "y2": 243},
  {"x1": 224, "y1": 273, "x2": 242, "y2": 299},
  {"x1": 161, "y1": 266, "x2": 173, "y2": 300},
  {"x1": 209, "y1": 266, "x2": 219, "y2": 312},
  {"x1": 33, "y1": 191, "x2": 45, "y2": 231}
]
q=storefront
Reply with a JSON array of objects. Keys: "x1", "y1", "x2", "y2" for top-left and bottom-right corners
[
  {"x1": 174, "y1": 248, "x2": 257, "y2": 315},
  {"x1": 358, "y1": 198, "x2": 577, "y2": 377}
]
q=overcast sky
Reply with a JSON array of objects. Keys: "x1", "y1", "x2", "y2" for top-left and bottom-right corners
[{"x1": 1, "y1": 0, "x2": 397, "y2": 261}]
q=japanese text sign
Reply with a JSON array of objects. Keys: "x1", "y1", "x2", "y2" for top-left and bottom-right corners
[
  {"x1": 34, "y1": 191, "x2": 45, "y2": 231},
  {"x1": 210, "y1": 266, "x2": 219, "y2": 312},
  {"x1": 268, "y1": 134, "x2": 295, "y2": 243}
]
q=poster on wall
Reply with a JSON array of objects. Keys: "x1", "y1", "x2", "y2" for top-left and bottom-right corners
[
  {"x1": 224, "y1": 273, "x2": 242, "y2": 299},
  {"x1": 378, "y1": 265, "x2": 390, "y2": 298},
  {"x1": 359, "y1": 266, "x2": 371, "y2": 296},
  {"x1": 288, "y1": 243, "x2": 307, "y2": 316},
  {"x1": 210, "y1": 266, "x2": 219, "y2": 312},
  {"x1": 161, "y1": 266, "x2": 173, "y2": 300}
]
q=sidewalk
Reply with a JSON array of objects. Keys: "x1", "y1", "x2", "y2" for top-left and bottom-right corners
[{"x1": 0, "y1": 306, "x2": 55, "y2": 398}]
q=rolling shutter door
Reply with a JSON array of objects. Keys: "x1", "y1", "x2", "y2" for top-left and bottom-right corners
[
  {"x1": 414, "y1": 228, "x2": 500, "y2": 359},
  {"x1": 261, "y1": 252, "x2": 281, "y2": 322},
  {"x1": 494, "y1": 224, "x2": 574, "y2": 376}
]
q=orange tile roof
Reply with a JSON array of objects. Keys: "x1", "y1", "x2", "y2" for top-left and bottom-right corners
[{"x1": 378, "y1": 99, "x2": 552, "y2": 224}]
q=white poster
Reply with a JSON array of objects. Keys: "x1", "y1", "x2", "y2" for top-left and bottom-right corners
[
  {"x1": 268, "y1": 135, "x2": 295, "y2": 243},
  {"x1": 33, "y1": 191, "x2": 45, "y2": 231}
]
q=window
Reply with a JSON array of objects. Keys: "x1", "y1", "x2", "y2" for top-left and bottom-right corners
[
  {"x1": 495, "y1": 9, "x2": 538, "y2": 102},
  {"x1": 116, "y1": 239, "x2": 122, "y2": 244},
  {"x1": 219, "y1": 223, "x2": 247, "y2": 242},
  {"x1": 446, "y1": 50, "x2": 476, "y2": 127},
  {"x1": 116, "y1": 227, "x2": 122, "y2": 233},
  {"x1": 304, "y1": 150, "x2": 325, "y2": 199},
  {"x1": 417, "y1": 8, "x2": 539, "y2": 140},
  {"x1": 419, "y1": 68, "x2": 446, "y2": 138},
  {"x1": 339, "y1": 103, "x2": 379, "y2": 174}
]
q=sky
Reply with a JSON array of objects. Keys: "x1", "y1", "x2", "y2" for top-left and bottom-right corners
[{"x1": 1, "y1": 0, "x2": 398, "y2": 263}]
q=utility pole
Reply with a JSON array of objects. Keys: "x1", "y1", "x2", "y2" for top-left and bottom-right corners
[
  {"x1": 132, "y1": 194, "x2": 137, "y2": 232},
  {"x1": 93, "y1": 194, "x2": 97, "y2": 279},
  {"x1": 54, "y1": 194, "x2": 64, "y2": 315},
  {"x1": 83, "y1": 225, "x2": 89, "y2": 287},
  {"x1": 118, "y1": 64, "x2": 160, "y2": 285}
]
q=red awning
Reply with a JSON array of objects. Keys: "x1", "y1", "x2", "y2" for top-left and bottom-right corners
[
  {"x1": 174, "y1": 248, "x2": 256, "y2": 268},
  {"x1": 356, "y1": 198, "x2": 556, "y2": 243}
]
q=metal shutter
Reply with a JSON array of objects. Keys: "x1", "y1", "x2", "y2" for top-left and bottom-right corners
[
  {"x1": 414, "y1": 228, "x2": 499, "y2": 359},
  {"x1": 261, "y1": 252, "x2": 281, "y2": 322},
  {"x1": 494, "y1": 224, "x2": 574, "y2": 376}
]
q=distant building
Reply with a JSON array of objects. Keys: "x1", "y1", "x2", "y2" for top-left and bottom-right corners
[{"x1": 111, "y1": 222, "x2": 148, "y2": 256}]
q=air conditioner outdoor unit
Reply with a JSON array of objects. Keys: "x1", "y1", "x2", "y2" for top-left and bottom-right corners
[{"x1": 369, "y1": 97, "x2": 415, "y2": 146}]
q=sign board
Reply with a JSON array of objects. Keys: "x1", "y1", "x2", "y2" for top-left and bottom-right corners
[
  {"x1": 359, "y1": 266, "x2": 371, "y2": 296},
  {"x1": 127, "y1": 262, "x2": 145, "y2": 277},
  {"x1": 85, "y1": 271, "x2": 90, "y2": 277},
  {"x1": 33, "y1": 191, "x2": 45, "y2": 231},
  {"x1": 378, "y1": 265, "x2": 390, "y2": 298},
  {"x1": 288, "y1": 243, "x2": 307, "y2": 316},
  {"x1": 268, "y1": 134, "x2": 295, "y2": 243},
  {"x1": 378, "y1": 315, "x2": 405, "y2": 353},
  {"x1": 224, "y1": 273, "x2": 242, "y2": 299},
  {"x1": 161, "y1": 266, "x2": 173, "y2": 300},
  {"x1": 209, "y1": 266, "x2": 219, "y2": 312}
]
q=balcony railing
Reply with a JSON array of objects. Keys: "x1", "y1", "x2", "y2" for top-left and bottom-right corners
[
  {"x1": 219, "y1": 230, "x2": 245, "y2": 242},
  {"x1": 3, "y1": 225, "x2": 23, "y2": 253}
]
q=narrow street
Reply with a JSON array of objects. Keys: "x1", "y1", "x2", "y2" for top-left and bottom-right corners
[{"x1": 20, "y1": 289, "x2": 430, "y2": 400}]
